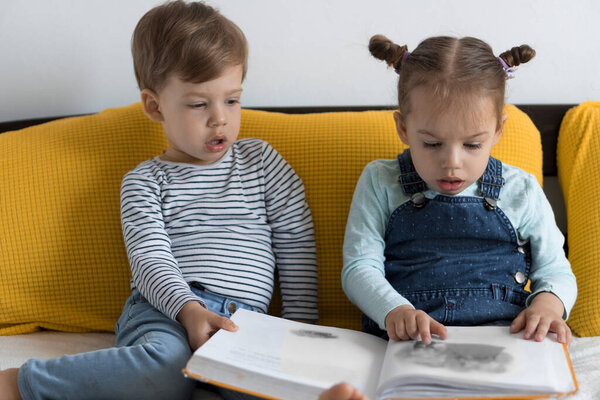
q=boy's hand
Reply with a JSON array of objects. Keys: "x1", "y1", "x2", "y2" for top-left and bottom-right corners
[
  {"x1": 318, "y1": 382, "x2": 368, "y2": 400},
  {"x1": 176, "y1": 301, "x2": 238, "y2": 351},
  {"x1": 385, "y1": 305, "x2": 447, "y2": 344},
  {"x1": 510, "y1": 292, "x2": 572, "y2": 345}
]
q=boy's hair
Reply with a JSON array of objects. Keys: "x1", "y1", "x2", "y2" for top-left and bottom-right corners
[
  {"x1": 132, "y1": 0, "x2": 248, "y2": 92},
  {"x1": 369, "y1": 35, "x2": 535, "y2": 127}
]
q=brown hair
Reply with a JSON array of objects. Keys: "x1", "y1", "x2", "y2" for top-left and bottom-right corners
[
  {"x1": 369, "y1": 35, "x2": 535, "y2": 127},
  {"x1": 132, "y1": 0, "x2": 248, "y2": 92}
]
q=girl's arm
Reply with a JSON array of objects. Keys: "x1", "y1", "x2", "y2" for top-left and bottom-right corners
[{"x1": 510, "y1": 173, "x2": 577, "y2": 344}]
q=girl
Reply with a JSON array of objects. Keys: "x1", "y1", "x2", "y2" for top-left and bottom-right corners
[{"x1": 342, "y1": 35, "x2": 577, "y2": 347}]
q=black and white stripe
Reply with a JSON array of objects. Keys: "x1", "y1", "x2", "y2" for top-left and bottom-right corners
[{"x1": 121, "y1": 138, "x2": 318, "y2": 321}]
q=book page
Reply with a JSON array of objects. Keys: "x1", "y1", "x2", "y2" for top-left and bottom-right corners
[
  {"x1": 377, "y1": 326, "x2": 576, "y2": 398},
  {"x1": 190, "y1": 309, "x2": 388, "y2": 398}
]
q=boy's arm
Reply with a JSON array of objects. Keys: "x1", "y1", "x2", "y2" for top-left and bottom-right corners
[
  {"x1": 262, "y1": 143, "x2": 318, "y2": 321},
  {"x1": 120, "y1": 170, "x2": 203, "y2": 320}
]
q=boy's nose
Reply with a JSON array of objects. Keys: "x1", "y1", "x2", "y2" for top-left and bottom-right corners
[{"x1": 208, "y1": 107, "x2": 227, "y2": 127}]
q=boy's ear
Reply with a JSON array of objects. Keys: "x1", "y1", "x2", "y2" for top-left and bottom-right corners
[
  {"x1": 394, "y1": 110, "x2": 409, "y2": 145},
  {"x1": 493, "y1": 112, "x2": 508, "y2": 146},
  {"x1": 141, "y1": 89, "x2": 164, "y2": 122}
]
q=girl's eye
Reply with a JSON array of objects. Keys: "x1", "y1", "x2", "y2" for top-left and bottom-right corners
[
  {"x1": 423, "y1": 142, "x2": 441, "y2": 148},
  {"x1": 464, "y1": 143, "x2": 482, "y2": 149},
  {"x1": 226, "y1": 99, "x2": 240, "y2": 105},
  {"x1": 189, "y1": 103, "x2": 206, "y2": 109}
]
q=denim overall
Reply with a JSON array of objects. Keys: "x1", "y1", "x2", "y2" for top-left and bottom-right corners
[{"x1": 363, "y1": 149, "x2": 531, "y2": 338}]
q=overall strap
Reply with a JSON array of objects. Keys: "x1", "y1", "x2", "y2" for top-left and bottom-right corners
[
  {"x1": 479, "y1": 157, "x2": 505, "y2": 207},
  {"x1": 397, "y1": 149, "x2": 427, "y2": 195}
]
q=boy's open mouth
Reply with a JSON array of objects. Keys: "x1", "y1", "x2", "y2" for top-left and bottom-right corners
[{"x1": 205, "y1": 136, "x2": 227, "y2": 152}]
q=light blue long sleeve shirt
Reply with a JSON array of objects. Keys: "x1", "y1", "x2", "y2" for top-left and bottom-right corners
[{"x1": 342, "y1": 159, "x2": 577, "y2": 330}]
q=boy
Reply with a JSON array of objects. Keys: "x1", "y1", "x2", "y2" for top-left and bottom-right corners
[{"x1": 0, "y1": 1, "x2": 318, "y2": 399}]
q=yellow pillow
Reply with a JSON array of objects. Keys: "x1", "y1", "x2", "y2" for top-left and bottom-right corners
[
  {"x1": 558, "y1": 101, "x2": 600, "y2": 337},
  {"x1": 0, "y1": 103, "x2": 542, "y2": 333},
  {"x1": 0, "y1": 103, "x2": 166, "y2": 334}
]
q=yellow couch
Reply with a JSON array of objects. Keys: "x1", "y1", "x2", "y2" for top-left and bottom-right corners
[
  {"x1": 0, "y1": 102, "x2": 544, "y2": 334},
  {"x1": 3, "y1": 101, "x2": 600, "y2": 399}
]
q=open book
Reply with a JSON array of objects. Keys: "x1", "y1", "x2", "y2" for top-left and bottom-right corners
[{"x1": 183, "y1": 309, "x2": 578, "y2": 400}]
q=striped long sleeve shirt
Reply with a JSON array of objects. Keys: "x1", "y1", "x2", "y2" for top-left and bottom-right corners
[{"x1": 120, "y1": 138, "x2": 318, "y2": 321}]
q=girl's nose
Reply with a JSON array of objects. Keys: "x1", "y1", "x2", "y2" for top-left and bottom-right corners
[{"x1": 443, "y1": 147, "x2": 462, "y2": 170}]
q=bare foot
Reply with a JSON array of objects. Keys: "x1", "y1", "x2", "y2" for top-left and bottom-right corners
[
  {"x1": 318, "y1": 382, "x2": 368, "y2": 400},
  {"x1": 0, "y1": 368, "x2": 22, "y2": 400}
]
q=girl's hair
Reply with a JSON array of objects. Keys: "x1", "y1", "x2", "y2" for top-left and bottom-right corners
[
  {"x1": 369, "y1": 35, "x2": 535, "y2": 126},
  {"x1": 132, "y1": 0, "x2": 248, "y2": 93}
]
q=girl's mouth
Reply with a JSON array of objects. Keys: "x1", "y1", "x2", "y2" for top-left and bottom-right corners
[{"x1": 437, "y1": 177, "x2": 464, "y2": 192}]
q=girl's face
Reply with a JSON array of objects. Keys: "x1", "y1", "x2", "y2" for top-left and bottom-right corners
[{"x1": 395, "y1": 87, "x2": 506, "y2": 195}]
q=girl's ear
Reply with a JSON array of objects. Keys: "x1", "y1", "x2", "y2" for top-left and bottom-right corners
[
  {"x1": 394, "y1": 110, "x2": 409, "y2": 145},
  {"x1": 493, "y1": 112, "x2": 508, "y2": 146},
  {"x1": 141, "y1": 89, "x2": 164, "y2": 122}
]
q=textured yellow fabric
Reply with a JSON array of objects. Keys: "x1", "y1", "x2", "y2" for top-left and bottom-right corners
[
  {"x1": 0, "y1": 103, "x2": 542, "y2": 333},
  {"x1": 0, "y1": 103, "x2": 166, "y2": 334},
  {"x1": 557, "y1": 101, "x2": 600, "y2": 337}
]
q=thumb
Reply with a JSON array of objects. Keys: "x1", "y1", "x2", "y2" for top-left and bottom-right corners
[{"x1": 211, "y1": 315, "x2": 238, "y2": 332}]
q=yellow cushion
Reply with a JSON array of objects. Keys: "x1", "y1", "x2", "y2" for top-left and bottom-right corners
[
  {"x1": 0, "y1": 103, "x2": 542, "y2": 333},
  {"x1": 0, "y1": 103, "x2": 166, "y2": 334},
  {"x1": 558, "y1": 101, "x2": 600, "y2": 337}
]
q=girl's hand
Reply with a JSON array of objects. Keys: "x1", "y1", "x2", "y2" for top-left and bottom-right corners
[
  {"x1": 176, "y1": 301, "x2": 238, "y2": 351},
  {"x1": 385, "y1": 305, "x2": 447, "y2": 344},
  {"x1": 510, "y1": 292, "x2": 572, "y2": 345}
]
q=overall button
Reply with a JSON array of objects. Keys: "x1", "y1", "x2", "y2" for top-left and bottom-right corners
[
  {"x1": 227, "y1": 302, "x2": 237, "y2": 314},
  {"x1": 517, "y1": 246, "x2": 525, "y2": 254},
  {"x1": 514, "y1": 271, "x2": 526, "y2": 284}
]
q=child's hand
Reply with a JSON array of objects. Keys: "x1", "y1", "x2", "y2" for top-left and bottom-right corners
[
  {"x1": 385, "y1": 305, "x2": 447, "y2": 344},
  {"x1": 318, "y1": 382, "x2": 369, "y2": 400},
  {"x1": 510, "y1": 292, "x2": 572, "y2": 345},
  {"x1": 176, "y1": 301, "x2": 238, "y2": 351}
]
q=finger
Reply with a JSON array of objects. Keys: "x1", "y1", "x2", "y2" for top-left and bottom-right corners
[
  {"x1": 395, "y1": 319, "x2": 410, "y2": 341},
  {"x1": 386, "y1": 320, "x2": 400, "y2": 341},
  {"x1": 533, "y1": 318, "x2": 551, "y2": 342},
  {"x1": 550, "y1": 321, "x2": 568, "y2": 344},
  {"x1": 510, "y1": 312, "x2": 526, "y2": 334},
  {"x1": 566, "y1": 326, "x2": 572, "y2": 347},
  {"x1": 416, "y1": 315, "x2": 432, "y2": 344},
  {"x1": 404, "y1": 314, "x2": 420, "y2": 341},
  {"x1": 210, "y1": 315, "x2": 238, "y2": 332},
  {"x1": 522, "y1": 314, "x2": 541, "y2": 340},
  {"x1": 430, "y1": 319, "x2": 447, "y2": 340}
]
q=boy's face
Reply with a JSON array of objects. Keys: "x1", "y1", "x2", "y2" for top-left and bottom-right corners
[
  {"x1": 142, "y1": 65, "x2": 243, "y2": 165},
  {"x1": 395, "y1": 86, "x2": 505, "y2": 195}
]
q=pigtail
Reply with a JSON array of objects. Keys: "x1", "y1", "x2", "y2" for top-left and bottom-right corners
[
  {"x1": 369, "y1": 34, "x2": 409, "y2": 71},
  {"x1": 498, "y1": 45, "x2": 536, "y2": 67}
]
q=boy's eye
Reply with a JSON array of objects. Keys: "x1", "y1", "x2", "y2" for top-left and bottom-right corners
[
  {"x1": 226, "y1": 98, "x2": 240, "y2": 105},
  {"x1": 464, "y1": 143, "x2": 482, "y2": 149},
  {"x1": 189, "y1": 103, "x2": 206, "y2": 109},
  {"x1": 423, "y1": 142, "x2": 441, "y2": 148}
]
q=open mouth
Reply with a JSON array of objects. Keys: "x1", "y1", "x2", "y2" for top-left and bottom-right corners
[
  {"x1": 437, "y1": 177, "x2": 464, "y2": 192},
  {"x1": 205, "y1": 136, "x2": 227, "y2": 152}
]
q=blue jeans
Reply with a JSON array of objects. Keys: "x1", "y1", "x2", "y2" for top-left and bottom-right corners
[{"x1": 18, "y1": 285, "x2": 262, "y2": 400}]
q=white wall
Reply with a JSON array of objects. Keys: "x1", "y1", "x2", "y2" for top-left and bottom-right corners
[{"x1": 1, "y1": 0, "x2": 599, "y2": 122}]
